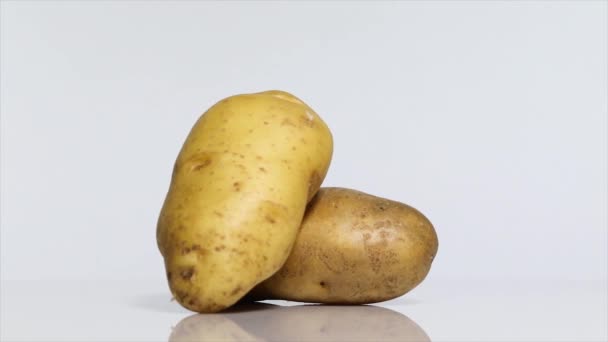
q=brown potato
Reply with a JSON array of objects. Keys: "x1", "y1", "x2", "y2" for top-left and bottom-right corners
[{"x1": 248, "y1": 187, "x2": 438, "y2": 304}]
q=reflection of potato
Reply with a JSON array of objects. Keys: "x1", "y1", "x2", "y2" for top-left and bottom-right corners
[
  {"x1": 251, "y1": 188, "x2": 438, "y2": 304},
  {"x1": 169, "y1": 304, "x2": 430, "y2": 342},
  {"x1": 157, "y1": 91, "x2": 333, "y2": 312},
  {"x1": 168, "y1": 314, "x2": 260, "y2": 342}
]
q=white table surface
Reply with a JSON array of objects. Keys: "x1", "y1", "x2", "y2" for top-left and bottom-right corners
[{"x1": 2, "y1": 277, "x2": 606, "y2": 342}]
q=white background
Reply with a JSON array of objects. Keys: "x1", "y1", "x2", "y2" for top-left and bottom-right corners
[{"x1": 1, "y1": 1, "x2": 606, "y2": 341}]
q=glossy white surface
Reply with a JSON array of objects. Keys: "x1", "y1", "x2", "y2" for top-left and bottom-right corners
[{"x1": 2, "y1": 277, "x2": 606, "y2": 341}]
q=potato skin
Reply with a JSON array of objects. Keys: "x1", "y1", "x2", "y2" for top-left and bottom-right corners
[
  {"x1": 157, "y1": 90, "x2": 333, "y2": 312},
  {"x1": 250, "y1": 187, "x2": 438, "y2": 304}
]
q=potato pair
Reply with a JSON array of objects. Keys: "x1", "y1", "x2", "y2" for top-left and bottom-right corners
[{"x1": 157, "y1": 91, "x2": 438, "y2": 313}]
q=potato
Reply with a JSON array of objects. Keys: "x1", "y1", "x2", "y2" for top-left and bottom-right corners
[
  {"x1": 169, "y1": 304, "x2": 430, "y2": 342},
  {"x1": 248, "y1": 187, "x2": 438, "y2": 304},
  {"x1": 157, "y1": 90, "x2": 333, "y2": 312}
]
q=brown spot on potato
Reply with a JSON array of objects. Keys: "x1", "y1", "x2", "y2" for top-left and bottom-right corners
[
  {"x1": 374, "y1": 220, "x2": 392, "y2": 229},
  {"x1": 263, "y1": 121, "x2": 269, "y2": 125},
  {"x1": 259, "y1": 167, "x2": 266, "y2": 172},
  {"x1": 362, "y1": 234, "x2": 385, "y2": 273},
  {"x1": 231, "y1": 248, "x2": 246, "y2": 256},
  {"x1": 259, "y1": 200, "x2": 288, "y2": 227},
  {"x1": 181, "y1": 247, "x2": 191, "y2": 255},
  {"x1": 187, "y1": 152, "x2": 213, "y2": 172},
  {"x1": 213, "y1": 211, "x2": 224, "y2": 217},
  {"x1": 278, "y1": 267, "x2": 291, "y2": 278},
  {"x1": 193, "y1": 245, "x2": 208, "y2": 260},
  {"x1": 167, "y1": 272, "x2": 172, "y2": 280},
  {"x1": 230, "y1": 286, "x2": 242, "y2": 296},
  {"x1": 233, "y1": 182, "x2": 241, "y2": 191},
  {"x1": 281, "y1": 118, "x2": 296, "y2": 126},
  {"x1": 180, "y1": 267, "x2": 194, "y2": 281},
  {"x1": 214, "y1": 245, "x2": 226, "y2": 252},
  {"x1": 319, "y1": 281, "x2": 326, "y2": 287},
  {"x1": 300, "y1": 114, "x2": 315, "y2": 127}
]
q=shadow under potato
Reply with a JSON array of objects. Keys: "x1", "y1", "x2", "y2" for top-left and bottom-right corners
[
  {"x1": 129, "y1": 294, "x2": 283, "y2": 314},
  {"x1": 169, "y1": 303, "x2": 431, "y2": 342}
]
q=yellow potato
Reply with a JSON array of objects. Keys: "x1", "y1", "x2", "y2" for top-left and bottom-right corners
[
  {"x1": 169, "y1": 304, "x2": 430, "y2": 342},
  {"x1": 249, "y1": 187, "x2": 438, "y2": 304},
  {"x1": 157, "y1": 90, "x2": 333, "y2": 312}
]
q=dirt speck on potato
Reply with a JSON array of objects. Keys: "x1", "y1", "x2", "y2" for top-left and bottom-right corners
[
  {"x1": 180, "y1": 267, "x2": 195, "y2": 281},
  {"x1": 230, "y1": 286, "x2": 243, "y2": 296},
  {"x1": 186, "y1": 152, "x2": 214, "y2": 172}
]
